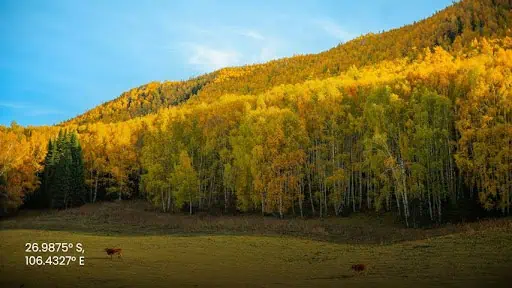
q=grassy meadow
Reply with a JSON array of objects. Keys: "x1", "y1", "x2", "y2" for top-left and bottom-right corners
[{"x1": 1, "y1": 201, "x2": 511, "y2": 287}]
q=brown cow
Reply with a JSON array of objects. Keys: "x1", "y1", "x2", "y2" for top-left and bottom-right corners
[
  {"x1": 104, "y1": 248, "x2": 123, "y2": 259},
  {"x1": 351, "y1": 264, "x2": 366, "y2": 272}
]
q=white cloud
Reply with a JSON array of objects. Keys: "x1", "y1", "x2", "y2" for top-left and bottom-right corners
[
  {"x1": 237, "y1": 30, "x2": 265, "y2": 41},
  {"x1": 314, "y1": 19, "x2": 355, "y2": 42},
  {"x1": 186, "y1": 44, "x2": 241, "y2": 72},
  {"x1": 0, "y1": 101, "x2": 63, "y2": 116},
  {"x1": 177, "y1": 26, "x2": 284, "y2": 72},
  {"x1": 187, "y1": 26, "x2": 265, "y2": 41},
  {"x1": 0, "y1": 102, "x2": 27, "y2": 109}
]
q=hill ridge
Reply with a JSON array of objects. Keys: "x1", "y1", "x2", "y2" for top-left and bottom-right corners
[{"x1": 64, "y1": 0, "x2": 511, "y2": 126}]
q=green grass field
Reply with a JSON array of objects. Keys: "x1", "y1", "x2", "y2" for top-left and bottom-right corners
[{"x1": 1, "y1": 201, "x2": 511, "y2": 287}]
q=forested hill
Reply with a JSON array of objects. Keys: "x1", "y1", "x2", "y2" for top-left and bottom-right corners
[
  {"x1": 3, "y1": 0, "x2": 512, "y2": 224},
  {"x1": 62, "y1": 74, "x2": 215, "y2": 125},
  {"x1": 65, "y1": 0, "x2": 512, "y2": 126}
]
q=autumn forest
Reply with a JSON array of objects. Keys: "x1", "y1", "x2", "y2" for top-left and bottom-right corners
[{"x1": 1, "y1": 0, "x2": 511, "y2": 228}]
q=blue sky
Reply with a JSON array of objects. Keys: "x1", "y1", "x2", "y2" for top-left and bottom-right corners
[{"x1": 0, "y1": 0, "x2": 453, "y2": 126}]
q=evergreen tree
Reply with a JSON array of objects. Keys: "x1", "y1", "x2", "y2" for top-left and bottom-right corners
[
  {"x1": 52, "y1": 145, "x2": 72, "y2": 209},
  {"x1": 69, "y1": 132, "x2": 86, "y2": 206},
  {"x1": 37, "y1": 130, "x2": 87, "y2": 209},
  {"x1": 46, "y1": 139, "x2": 59, "y2": 204},
  {"x1": 28, "y1": 139, "x2": 55, "y2": 208}
]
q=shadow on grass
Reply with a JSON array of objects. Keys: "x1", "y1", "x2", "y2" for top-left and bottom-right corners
[
  {"x1": 86, "y1": 257, "x2": 112, "y2": 260},
  {"x1": 0, "y1": 224, "x2": 353, "y2": 245},
  {"x1": 1, "y1": 201, "x2": 511, "y2": 245},
  {"x1": 308, "y1": 274, "x2": 355, "y2": 280}
]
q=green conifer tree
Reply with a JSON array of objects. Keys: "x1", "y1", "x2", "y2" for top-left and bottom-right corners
[{"x1": 69, "y1": 132, "x2": 86, "y2": 206}]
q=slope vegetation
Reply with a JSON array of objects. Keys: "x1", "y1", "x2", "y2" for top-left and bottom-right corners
[{"x1": 65, "y1": 0, "x2": 512, "y2": 126}]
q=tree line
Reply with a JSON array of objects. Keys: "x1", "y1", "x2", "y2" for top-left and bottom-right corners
[
  {"x1": 1, "y1": 38, "x2": 511, "y2": 227},
  {"x1": 137, "y1": 40, "x2": 511, "y2": 226}
]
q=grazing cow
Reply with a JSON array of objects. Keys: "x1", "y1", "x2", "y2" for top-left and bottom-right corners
[
  {"x1": 104, "y1": 248, "x2": 123, "y2": 259},
  {"x1": 351, "y1": 264, "x2": 366, "y2": 272}
]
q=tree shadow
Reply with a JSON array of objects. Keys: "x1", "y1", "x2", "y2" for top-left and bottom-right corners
[
  {"x1": 2, "y1": 204, "x2": 510, "y2": 246},
  {"x1": 308, "y1": 274, "x2": 355, "y2": 280}
]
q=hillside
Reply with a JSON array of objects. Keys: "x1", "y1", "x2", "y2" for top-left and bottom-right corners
[
  {"x1": 3, "y1": 2, "x2": 512, "y2": 286},
  {"x1": 2, "y1": 0, "x2": 511, "y2": 225},
  {"x1": 65, "y1": 0, "x2": 512, "y2": 126},
  {"x1": 63, "y1": 74, "x2": 215, "y2": 125}
]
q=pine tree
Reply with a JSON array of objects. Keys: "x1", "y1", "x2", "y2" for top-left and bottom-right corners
[
  {"x1": 33, "y1": 139, "x2": 54, "y2": 208},
  {"x1": 42, "y1": 137, "x2": 60, "y2": 208},
  {"x1": 52, "y1": 145, "x2": 72, "y2": 209},
  {"x1": 69, "y1": 132, "x2": 86, "y2": 206},
  {"x1": 37, "y1": 130, "x2": 87, "y2": 209}
]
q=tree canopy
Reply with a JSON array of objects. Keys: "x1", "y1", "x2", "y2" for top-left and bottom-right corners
[{"x1": 1, "y1": 0, "x2": 511, "y2": 226}]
